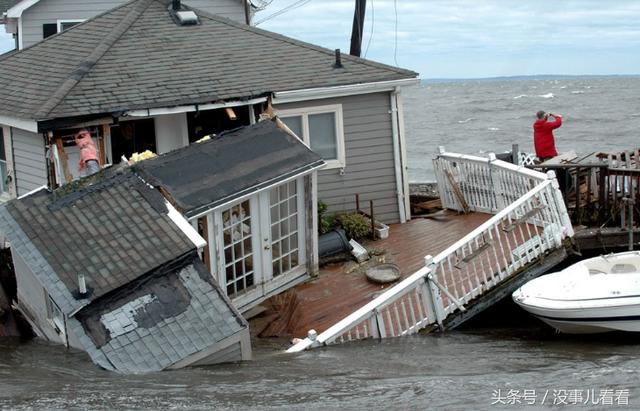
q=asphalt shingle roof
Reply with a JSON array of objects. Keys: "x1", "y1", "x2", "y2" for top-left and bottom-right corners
[
  {"x1": 136, "y1": 118, "x2": 324, "y2": 217},
  {"x1": 0, "y1": 0, "x2": 417, "y2": 121},
  {"x1": 3, "y1": 167, "x2": 194, "y2": 312},
  {"x1": 0, "y1": 0, "x2": 20, "y2": 14},
  {"x1": 74, "y1": 255, "x2": 248, "y2": 373}
]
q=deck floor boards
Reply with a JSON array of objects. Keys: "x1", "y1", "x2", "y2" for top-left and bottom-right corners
[{"x1": 251, "y1": 210, "x2": 493, "y2": 339}]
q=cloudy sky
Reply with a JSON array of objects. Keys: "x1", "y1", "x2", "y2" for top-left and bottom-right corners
[{"x1": 2, "y1": 0, "x2": 639, "y2": 78}]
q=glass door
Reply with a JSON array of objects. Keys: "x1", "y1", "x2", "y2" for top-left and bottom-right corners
[
  {"x1": 267, "y1": 179, "x2": 305, "y2": 279},
  {"x1": 220, "y1": 199, "x2": 256, "y2": 297}
]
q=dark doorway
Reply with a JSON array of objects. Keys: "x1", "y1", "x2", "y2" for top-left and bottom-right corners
[{"x1": 110, "y1": 119, "x2": 156, "y2": 161}]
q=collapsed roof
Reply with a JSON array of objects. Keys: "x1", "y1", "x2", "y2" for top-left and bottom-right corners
[{"x1": 136, "y1": 118, "x2": 324, "y2": 217}]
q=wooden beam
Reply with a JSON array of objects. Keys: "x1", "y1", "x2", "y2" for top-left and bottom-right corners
[
  {"x1": 444, "y1": 170, "x2": 470, "y2": 214},
  {"x1": 55, "y1": 136, "x2": 73, "y2": 184}
]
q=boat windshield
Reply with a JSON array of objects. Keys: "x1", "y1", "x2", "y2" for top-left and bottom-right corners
[{"x1": 611, "y1": 263, "x2": 637, "y2": 274}]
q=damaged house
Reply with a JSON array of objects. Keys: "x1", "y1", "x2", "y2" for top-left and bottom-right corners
[
  {"x1": 0, "y1": 167, "x2": 251, "y2": 372},
  {"x1": 0, "y1": 0, "x2": 418, "y2": 224}
]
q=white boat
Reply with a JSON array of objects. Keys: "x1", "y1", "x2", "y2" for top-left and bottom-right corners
[{"x1": 512, "y1": 251, "x2": 640, "y2": 334}]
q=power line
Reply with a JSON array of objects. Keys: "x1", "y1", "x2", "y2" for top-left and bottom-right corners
[
  {"x1": 364, "y1": 0, "x2": 374, "y2": 58},
  {"x1": 254, "y1": 0, "x2": 313, "y2": 26}
]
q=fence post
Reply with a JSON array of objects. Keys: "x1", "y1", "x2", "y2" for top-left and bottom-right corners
[{"x1": 424, "y1": 255, "x2": 446, "y2": 329}]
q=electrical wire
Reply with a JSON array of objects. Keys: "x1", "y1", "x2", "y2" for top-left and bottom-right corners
[
  {"x1": 254, "y1": 0, "x2": 313, "y2": 26},
  {"x1": 363, "y1": 0, "x2": 374, "y2": 58}
]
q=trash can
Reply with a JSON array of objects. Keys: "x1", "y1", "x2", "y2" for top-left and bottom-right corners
[{"x1": 318, "y1": 229, "x2": 352, "y2": 258}]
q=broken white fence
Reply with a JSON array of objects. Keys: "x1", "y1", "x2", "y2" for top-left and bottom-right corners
[{"x1": 287, "y1": 150, "x2": 573, "y2": 353}]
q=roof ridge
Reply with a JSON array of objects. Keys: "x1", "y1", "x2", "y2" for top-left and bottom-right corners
[
  {"x1": 189, "y1": 6, "x2": 417, "y2": 78},
  {"x1": 34, "y1": 0, "x2": 155, "y2": 120}
]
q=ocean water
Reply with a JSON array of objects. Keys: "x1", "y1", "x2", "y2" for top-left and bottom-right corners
[
  {"x1": 2, "y1": 77, "x2": 640, "y2": 410},
  {"x1": 404, "y1": 76, "x2": 640, "y2": 182}
]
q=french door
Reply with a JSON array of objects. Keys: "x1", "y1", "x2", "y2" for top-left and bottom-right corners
[{"x1": 211, "y1": 178, "x2": 306, "y2": 302}]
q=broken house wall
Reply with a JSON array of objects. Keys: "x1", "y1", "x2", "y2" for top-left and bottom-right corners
[
  {"x1": 274, "y1": 92, "x2": 402, "y2": 224},
  {"x1": 11, "y1": 249, "x2": 66, "y2": 344},
  {"x1": 8, "y1": 127, "x2": 47, "y2": 197},
  {"x1": 19, "y1": 0, "x2": 249, "y2": 49}
]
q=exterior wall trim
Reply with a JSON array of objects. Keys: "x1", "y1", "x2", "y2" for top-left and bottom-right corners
[
  {"x1": 0, "y1": 115, "x2": 38, "y2": 133},
  {"x1": 272, "y1": 78, "x2": 419, "y2": 104}
]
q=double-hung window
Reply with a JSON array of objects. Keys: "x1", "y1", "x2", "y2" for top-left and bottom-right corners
[{"x1": 277, "y1": 104, "x2": 345, "y2": 169}]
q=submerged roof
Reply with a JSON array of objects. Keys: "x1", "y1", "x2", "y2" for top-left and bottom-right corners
[
  {"x1": 0, "y1": 0, "x2": 416, "y2": 121},
  {"x1": 0, "y1": 167, "x2": 194, "y2": 314},
  {"x1": 70, "y1": 255, "x2": 247, "y2": 373},
  {"x1": 137, "y1": 119, "x2": 324, "y2": 217}
]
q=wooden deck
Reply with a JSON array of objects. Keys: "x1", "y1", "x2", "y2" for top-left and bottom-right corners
[{"x1": 250, "y1": 210, "x2": 493, "y2": 339}]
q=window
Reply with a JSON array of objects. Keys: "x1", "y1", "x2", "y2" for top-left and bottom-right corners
[
  {"x1": 0, "y1": 128, "x2": 7, "y2": 194},
  {"x1": 57, "y1": 20, "x2": 84, "y2": 33},
  {"x1": 43, "y1": 20, "x2": 84, "y2": 39},
  {"x1": 278, "y1": 104, "x2": 345, "y2": 169},
  {"x1": 46, "y1": 294, "x2": 65, "y2": 335}
]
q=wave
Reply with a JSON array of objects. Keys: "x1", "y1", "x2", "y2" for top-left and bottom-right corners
[
  {"x1": 571, "y1": 90, "x2": 585, "y2": 94},
  {"x1": 457, "y1": 118, "x2": 475, "y2": 124},
  {"x1": 488, "y1": 127, "x2": 500, "y2": 131},
  {"x1": 538, "y1": 93, "x2": 554, "y2": 98},
  {"x1": 513, "y1": 94, "x2": 527, "y2": 99}
]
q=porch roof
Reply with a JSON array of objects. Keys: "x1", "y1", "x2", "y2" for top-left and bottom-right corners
[
  {"x1": 136, "y1": 119, "x2": 324, "y2": 218},
  {"x1": 0, "y1": 0, "x2": 417, "y2": 122}
]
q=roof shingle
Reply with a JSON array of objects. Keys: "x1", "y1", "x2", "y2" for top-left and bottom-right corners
[{"x1": 0, "y1": 0, "x2": 417, "y2": 121}]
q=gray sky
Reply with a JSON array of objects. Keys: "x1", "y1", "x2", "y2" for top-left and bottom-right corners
[
  {"x1": 255, "y1": 0, "x2": 640, "y2": 78},
  {"x1": 2, "y1": 0, "x2": 639, "y2": 78}
]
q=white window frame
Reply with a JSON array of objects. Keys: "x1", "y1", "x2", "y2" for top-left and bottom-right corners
[
  {"x1": 46, "y1": 294, "x2": 65, "y2": 336},
  {"x1": 275, "y1": 104, "x2": 346, "y2": 170},
  {"x1": 56, "y1": 19, "x2": 84, "y2": 33}
]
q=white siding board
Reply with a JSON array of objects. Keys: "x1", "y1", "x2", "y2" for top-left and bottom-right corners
[
  {"x1": 275, "y1": 92, "x2": 401, "y2": 223},
  {"x1": 11, "y1": 128, "x2": 47, "y2": 195}
]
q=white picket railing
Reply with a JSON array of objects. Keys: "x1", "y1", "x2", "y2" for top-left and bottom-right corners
[{"x1": 287, "y1": 151, "x2": 574, "y2": 353}]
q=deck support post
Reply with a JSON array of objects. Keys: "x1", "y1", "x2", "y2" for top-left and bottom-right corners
[
  {"x1": 373, "y1": 309, "x2": 386, "y2": 339},
  {"x1": 424, "y1": 256, "x2": 445, "y2": 329}
]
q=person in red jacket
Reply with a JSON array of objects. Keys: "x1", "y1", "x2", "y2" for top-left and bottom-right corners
[{"x1": 533, "y1": 110, "x2": 562, "y2": 161}]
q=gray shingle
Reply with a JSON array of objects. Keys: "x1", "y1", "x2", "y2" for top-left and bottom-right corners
[{"x1": 0, "y1": 0, "x2": 416, "y2": 121}]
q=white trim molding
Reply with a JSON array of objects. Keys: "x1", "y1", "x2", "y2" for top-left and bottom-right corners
[
  {"x1": 6, "y1": 0, "x2": 39, "y2": 18},
  {"x1": 165, "y1": 200, "x2": 207, "y2": 250},
  {"x1": 56, "y1": 19, "x2": 85, "y2": 33},
  {"x1": 272, "y1": 78, "x2": 419, "y2": 104},
  {"x1": 275, "y1": 104, "x2": 345, "y2": 170},
  {"x1": 124, "y1": 97, "x2": 268, "y2": 118},
  {"x1": 0, "y1": 115, "x2": 38, "y2": 133}
]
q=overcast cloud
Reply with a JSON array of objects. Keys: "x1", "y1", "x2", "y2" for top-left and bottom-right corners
[
  {"x1": 2, "y1": 1, "x2": 639, "y2": 78},
  {"x1": 256, "y1": 0, "x2": 640, "y2": 78}
]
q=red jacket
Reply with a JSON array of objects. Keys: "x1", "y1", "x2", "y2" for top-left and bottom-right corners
[{"x1": 533, "y1": 115, "x2": 562, "y2": 158}]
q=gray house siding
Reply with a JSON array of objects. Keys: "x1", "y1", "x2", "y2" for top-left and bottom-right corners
[
  {"x1": 10, "y1": 127, "x2": 47, "y2": 196},
  {"x1": 275, "y1": 92, "x2": 401, "y2": 223},
  {"x1": 11, "y1": 250, "x2": 64, "y2": 343},
  {"x1": 20, "y1": 0, "x2": 247, "y2": 49}
]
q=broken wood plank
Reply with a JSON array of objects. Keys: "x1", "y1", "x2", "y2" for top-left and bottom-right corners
[
  {"x1": 444, "y1": 170, "x2": 470, "y2": 214},
  {"x1": 55, "y1": 137, "x2": 73, "y2": 184},
  {"x1": 502, "y1": 206, "x2": 546, "y2": 232},
  {"x1": 454, "y1": 239, "x2": 494, "y2": 269}
]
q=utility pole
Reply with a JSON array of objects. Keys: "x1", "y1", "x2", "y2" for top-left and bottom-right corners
[{"x1": 349, "y1": 0, "x2": 367, "y2": 57}]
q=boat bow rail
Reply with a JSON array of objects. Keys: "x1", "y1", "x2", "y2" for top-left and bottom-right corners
[{"x1": 287, "y1": 150, "x2": 574, "y2": 353}]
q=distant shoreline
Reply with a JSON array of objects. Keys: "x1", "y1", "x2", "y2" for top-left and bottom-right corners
[{"x1": 422, "y1": 74, "x2": 640, "y2": 84}]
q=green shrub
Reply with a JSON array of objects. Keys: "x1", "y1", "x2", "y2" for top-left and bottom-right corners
[
  {"x1": 336, "y1": 213, "x2": 371, "y2": 240},
  {"x1": 318, "y1": 200, "x2": 335, "y2": 235}
]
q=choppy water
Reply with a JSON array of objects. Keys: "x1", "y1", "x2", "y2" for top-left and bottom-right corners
[
  {"x1": 2, "y1": 318, "x2": 639, "y2": 410},
  {"x1": 3, "y1": 77, "x2": 640, "y2": 410},
  {"x1": 404, "y1": 76, "x2": 640, "y2": 181}
]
